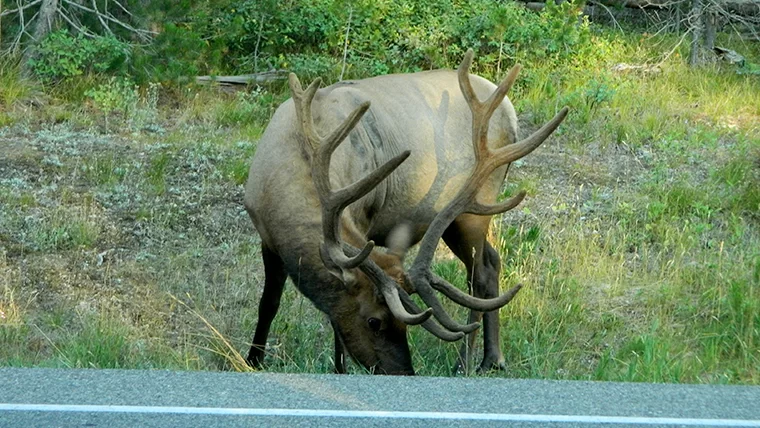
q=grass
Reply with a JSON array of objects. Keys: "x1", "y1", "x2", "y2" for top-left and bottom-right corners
[{"x1": 0, "y1": 27, "x2": 758, "y2": 383}]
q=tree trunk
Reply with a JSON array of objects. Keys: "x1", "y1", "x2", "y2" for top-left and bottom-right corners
[
  {"x1": 31, "y1": 0, "x2": 59, "y2": 41},
  {"x1": 689, "y1": 0, "x2": 704, "y2": 66},
  {"x1": 22, "y1": 0, "x2": 59, "y2": 76},
  {"x1": 704, "y1": 10, "x2": 717, "y2": 50}
]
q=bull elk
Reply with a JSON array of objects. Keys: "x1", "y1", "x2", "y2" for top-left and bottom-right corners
[{"x1": 243, "y1": 49, "x2": 567, "y2": 375}]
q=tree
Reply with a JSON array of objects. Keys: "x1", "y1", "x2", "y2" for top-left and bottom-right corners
[
  {"x1": 688, "y1": 0, "x2": 759, "y2": 65},
  {"x1": 0, "y1": 0, "x2": 153, "y2": 76},
  {"x1": 515, "y1": 0, "x2": 759, "y2": 67}
]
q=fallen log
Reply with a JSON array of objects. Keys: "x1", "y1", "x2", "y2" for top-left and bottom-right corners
[
  {"x1": 195, "y1": 70, "x2": 289, "y2": 86},
  {"x1": 524, "y1": 0, "x2": 647, "y2": 18},
  {"x1": 519, "y1": 0, "x2": 669, "y2": 10},
  {"x1": 724, "y1": 0, "x2": 760, "y2": 16},
  {"x1": 519, "y1": 0, "x2": 759, "y2": 16}
]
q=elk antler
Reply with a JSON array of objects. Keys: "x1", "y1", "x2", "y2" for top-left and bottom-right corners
[
  {"x1": 287, "y1": 46, "x2": 567, "y2": 340},
  {"x1": 405, "y1": 49, "x2": 569, "y2": 339},
  {"x1": 288, "y1": 74, "x2": 433, "y2": 326}
]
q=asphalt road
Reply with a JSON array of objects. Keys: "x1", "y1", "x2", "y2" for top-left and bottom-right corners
[{"x1": 1, "y1": 367, "x2": 759, "y2": 427}]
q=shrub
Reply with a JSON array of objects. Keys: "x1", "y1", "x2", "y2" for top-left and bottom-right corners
[
  {"x1": 131, "y1": 23, "x2": 210, "y2": 83},
  {"x1": 136, "y1": 0, "x2": 593, "y2": 82},
  {"x1": 28, "y1": 30, "x2": 130, "y2": 83}
]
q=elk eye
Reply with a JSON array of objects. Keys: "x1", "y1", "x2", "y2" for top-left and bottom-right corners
[{"x1": 367, "y1": 317, "x2": 382, "y2": 332}]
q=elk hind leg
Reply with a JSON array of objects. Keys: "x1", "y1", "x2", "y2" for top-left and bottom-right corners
[
  {"x1": 442, "y1": 215, "x2": 505, "y2": 374},
  {"x1": 247, "y1": 245, "x2": 287, "y2": 368}
]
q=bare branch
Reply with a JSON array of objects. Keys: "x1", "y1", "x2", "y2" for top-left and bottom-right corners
[
  {"x1": 110, "y1": 0, "x2": 133, "y2": 17},
  {"x1": 92, "y1": 0, "x2": 114, "y2": 37},
  {"x1": 253, "y1": 14, "x2": 265, "y2": 72},
  {"x1": 57, "y1": 7, "x2": 96, "y2": 37},
  {"x1": 587, "y1": 0, "x2": 626, "y2": 32},
  {"x1": 339, "y1": 7, "x2": 352, "y2": 81},
  {"x1": 60, "y1": 0, "x2": 156, "y2": 40},
  {"x1": 0, "y1": 0, "x2": 42, "y2": 17}
]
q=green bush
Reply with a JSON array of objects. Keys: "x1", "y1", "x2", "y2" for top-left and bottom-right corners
[
  {"x1": 28, "y1": 30, "x2": 130, "y2": 83},
  {"x1": 132, "y1": 23, "x2": 211, "y2": 82},
  {"x1": 136, "y1": 0, "x2": 593, "y2": 82},
  {"x1": 85, "y1": 76, "x2": 139, "y2": 131}
]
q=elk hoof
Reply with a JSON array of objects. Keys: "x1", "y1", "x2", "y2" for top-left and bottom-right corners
[
  {"x1": 477, "y1": 358, "x2": 506, "y2": 374},
  {"x1": 246, "y1": 346, "x2": 266, "y2": 369}
]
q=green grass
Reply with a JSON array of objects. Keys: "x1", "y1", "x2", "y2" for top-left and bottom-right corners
[
  {"x1": 0, "y1": 27, "x2": 758, "y2": 383},
  {"x1": 0, "y1": 194, "x2": 103, "y2": 252}
]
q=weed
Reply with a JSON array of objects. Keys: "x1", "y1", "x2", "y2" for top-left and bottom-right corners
[
  {"x1": 18, "y1": 204, "x2": 102, "y2": 252},
  {"x1": 0, "y1": 59, "x2": 31, "y2": 108},
  {"x1": 85, "y1": 77, "x2": 139, "y2": 132}
]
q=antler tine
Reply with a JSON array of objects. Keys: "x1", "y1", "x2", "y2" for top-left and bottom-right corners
[
  {"x1": 413, "y1": 49, "x2": 523, "y2": 271},
  {"x1": 320, "y1": 102, "x2": 371, "y2": 161},
  {"x1": 457, "y1": 49, "x2": 478, "y2": 109},
  {"x1": 493, "y1": 107, "x2": 569, "y2": 166},
  {"x1": 288, "y1": 73, "x2": 322, "y2": 150},
  {"x1": 316, "y1": 149, "x2": 412, "y2": 270},
  {"x1": 398, "y1": 293, "x2": 467, "y2": 341},
  {"x1": 413, "y1": 280, "x2": 481, "y2": 333},
  {"x1": 466, "y1": 191, "x2": 526, "y2": 217},
  {"x1": 289, "y1": 73, "x2": 375, "y2": 269},
  {"x1": 429, "y1": 274, "x2": 524, "y2": 312},
  {"x1": 458, "y1": 51, "x2": 521, "y2": 160},
  {"x1": 343, "y1": 244, "x2": 433, "y2": 325},
  {"x1": 359, "y1": 258, "x2": 433, "y2": 325},
  {"x1": 482, "y1": 64, "x2": 521, "y2": 134},
  {"x1": 334, "y1": 150, "x2": 411, "y2": 210}
]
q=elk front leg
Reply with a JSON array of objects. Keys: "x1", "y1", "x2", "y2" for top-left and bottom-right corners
[
  {"x1": 443, "y1": 216, "x2": 505, "y2": 374},
  {"x1": 472, "y1": 242, "x2": 505, "y2": 372},
  {"x1": 247, "y1": 246, "x2": 288, "y2": 368},
  {"x1": 331, "y1": 320, "x2": 347, "y2": 374}
]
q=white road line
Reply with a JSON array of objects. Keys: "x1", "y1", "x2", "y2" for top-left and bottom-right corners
[{"x1": 1, "y1": 403, "x2": 759, "y2": 426}]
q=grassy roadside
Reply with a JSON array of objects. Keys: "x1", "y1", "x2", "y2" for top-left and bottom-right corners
[{"x1": 1, "y1": 29, "x2": 758, "y2": 382}]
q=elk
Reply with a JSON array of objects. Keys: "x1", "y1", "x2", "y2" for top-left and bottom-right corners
[{"x1": 243, "y1": 49, "x2": 567, "y2": 375}]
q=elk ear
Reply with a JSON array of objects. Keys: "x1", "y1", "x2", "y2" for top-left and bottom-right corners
[
  {"x1": 320, "y1": 246, "x2": 359, "y2": 289},
  {"x1": 386, "y1": 222, "x2": 416, "y2": 295},
  {"x1": 387, "y1": 222, "x2": 413, "y2": 260}
]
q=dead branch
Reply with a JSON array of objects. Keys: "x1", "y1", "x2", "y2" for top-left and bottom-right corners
[
  {"x1": 92, "y1": 0, "x2": 114, "y2": 37},
  {"x1": 57, "y1": 6, "x2": 96, "y2": 37},
  {"x1": 110, "y1": 0, "x2": 133, "y2": 18},
  {"x1": 588, "y1": 0, "x2": 626, "y2": 30},
  {"x1": 7, "y1": 6, "x2": 37, "y2": 53},
  {"x1": 339, "y1": 7, "x2": 352, "y2": 81},
  {"x1": 253, "y1": 14, "x2": 265, "y2": 73},
  {"x1": 0, "y1": 0, "x2": 41, "y2": 17},
  {"x1": 60, "y1": 0, "x2": 156, "y2": 41}
]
